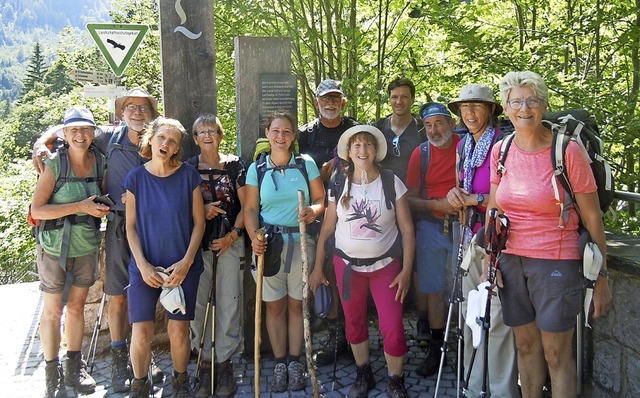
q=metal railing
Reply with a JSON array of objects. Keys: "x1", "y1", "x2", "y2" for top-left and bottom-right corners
[{"x1": 614, "y1": 190, "x2": 640, "y2": 204}]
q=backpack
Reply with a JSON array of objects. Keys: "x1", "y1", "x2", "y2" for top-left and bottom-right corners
[
  {"x1": 497, "y1": 109, "x2": 614, "y2": 218},
  {"x1": 255, "y1": 151, "x2": 310, "y2": 192},
  {"x1": 328, "y1": 167, "x2": 397, "y2": 211},
  {"x1": 417, "y1": 133, "x2": 463, "y2": 198}
]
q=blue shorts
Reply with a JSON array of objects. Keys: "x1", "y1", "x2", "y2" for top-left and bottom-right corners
[
  {"x1": 415, "y1": 219, "x2": 453, "y2": 293},
  {"x1": 127, "y1": 268, "x2": 202, "y2": 323},
  {"x1": 498, "y1": 254, "x2": 582, "y2": 333}
]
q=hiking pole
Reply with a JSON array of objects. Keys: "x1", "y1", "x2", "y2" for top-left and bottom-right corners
[
  {"x1": 254, "y1": 227, "x2": 265, "y2": 398},
  {"x1": 298, "y1": 190, "x2": 319, "y2": 398},
  {"x1": 86, "y1": 292, "x2": 106, "y2": 374},
  {"x1": 195, "y1": 249, "x2": 217, "y2": 394},
  {"x1": 434, "y1": 210, "x2": 469, "y2": 398},
  {"x1": 210, "y1": 252, "x2": 217, "y2": 396}
]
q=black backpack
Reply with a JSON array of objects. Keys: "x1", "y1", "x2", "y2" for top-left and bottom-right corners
[
  {"x1": 255, "y1": 151, "x2": 310, "y2": 192},
  {"x1": 497, "y1": 109, "x2": 614, "y2": 214}
]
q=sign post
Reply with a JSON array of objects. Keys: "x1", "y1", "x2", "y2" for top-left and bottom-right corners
[{"x1": 86, "y1": 23, "x2": 149, "y2": 76}]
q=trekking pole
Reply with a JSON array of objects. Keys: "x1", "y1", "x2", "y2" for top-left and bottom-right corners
[
  {"x1": 254, "y1": 227, "x2": 265, "y2": 398},
  {"x1": 195, "y1": 250, "x2": 217, "y2": 394},
  {"x1": 480, "y1": 209, "x2": 509, "y2": 397},
  {"x1": 434, "y1": 210, "x2": 469, "y2": 398},
  {"x1": 86, "y1": 292, "x2": 106, "y2": 374},
  {"x1": 210, "y1": 252, "x2": 217, "y2": 396},
  {"x1": 298, "y1": 191, "x2": 319, "y2": 397}
]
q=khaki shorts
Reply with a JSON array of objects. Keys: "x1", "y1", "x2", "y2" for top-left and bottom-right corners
[
  {"x1": 37, "y1": 245, "x2": 98, "y2": 294},
  {"x1": 251, "y1": 235, "x2": 316, "y2": 302}
]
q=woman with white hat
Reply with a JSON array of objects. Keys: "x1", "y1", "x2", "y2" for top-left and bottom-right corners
[
  {"x1": 446, "y1": 84, "x2": 520, "y2": 397},
  {"x1": 310, "y1": 125, "x2": 414, "y2": 398},
  {"x1": 31, "y1": 106, "x2": 110, "y2": 397}
]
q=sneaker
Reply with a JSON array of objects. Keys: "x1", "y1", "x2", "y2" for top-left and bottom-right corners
[
  {"x1": 416, "y1": 341, "x2": 444, "y2": 378},
  {"x1": 215, "y1": 359, "x2": 237, "y2": 397},
  {"x1": 348, "y1": 363, "x2": 375, "y2": 398},
  {"x1": 194, "y1": 361, "x2": 211, "y2": 398},
  {"x1": 64, "y1": 356, "x2": 96, "y2": 394},
  {"x1": 270, "y1": 362, "x2": 288, "y2": 393},
  {"x1": 130, "y1": 377, "x2": 151, "y2": 398},
  {"x1": 45, "y1": 362, "x2": 67, "y2": 398},
  {"x1": 387, "y1": 374, "x2": 409, "y2": 398},
  {"x1": 416, "y1": 320, "x2": 432, "y2": 346},
  {"x1": 150, "y1": 356, "x2": 165, "y2": 384},
  {"x1": 171, "y1": 371, "x2": 192, "y2": 398},
  {"x1": 287, "y1": 361, "x2": 306, "y2": 391},
  {"x1": 111, "y1": 345, "x2": 131, "y2": 392},
  {"x1": 315, "y1": 326, "x2": 350, "y2": 365}
]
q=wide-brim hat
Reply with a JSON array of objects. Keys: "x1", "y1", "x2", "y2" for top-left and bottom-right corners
[
  {"x1": 114, "y1": 87, "x2": 160, "y2": 118},
  {"x1": 337, "y1": 125, "x2": 387, "y2": 162},
  {"x1": 157, "y1": 267, "x2": 186, "y2": 315},
  {"x1": 448, "y1": 84, "x2": 503, "y2": 117},
  {"x1": 51, "y1": 106, "x2": 103, "y2": 139}
]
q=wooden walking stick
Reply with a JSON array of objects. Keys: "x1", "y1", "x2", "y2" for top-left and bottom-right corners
[
  {"x1": 254, "y1": 227, "x2": 265, "y2": 398},
  {"x1": 298, "y1": 190, "x2": 319, "y2": 397}
]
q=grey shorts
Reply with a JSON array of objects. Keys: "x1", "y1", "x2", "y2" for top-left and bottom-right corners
[
  {"x1": 498, "y1": 253, "x2": 583, "y2": 333},
  {"x1": 37, "y1": 245, "x2": 97, "y2": 294},
  {"x1": 104, "y1": 212, "x2": 131, "y2": 296}
]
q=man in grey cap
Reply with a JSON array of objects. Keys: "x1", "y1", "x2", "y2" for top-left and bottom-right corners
[
  {"x1": 298, "y1": 79, "x2": 358, "y2": 366},
  {"x1": 298, "y1": 78, "x2": 358, "y2": 181},
  {"x1": 32, "y1": 87, "x2": 165, "y2": 393}
]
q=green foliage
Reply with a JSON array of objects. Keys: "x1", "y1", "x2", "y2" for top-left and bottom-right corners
[
  {"x1": 21, "y1": 42, "x2": 47, "y2": 95},
  {"x1": 0, "y1": 159, "x2": 37, "y2": 284}
]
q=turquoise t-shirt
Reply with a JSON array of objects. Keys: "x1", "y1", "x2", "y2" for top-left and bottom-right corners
[
  {"x1": 246, "y1": 153, "x2": 320, "y2": 231},
  {"x1": 39, "y1": 152, "x2": 103, "y2": 257}
]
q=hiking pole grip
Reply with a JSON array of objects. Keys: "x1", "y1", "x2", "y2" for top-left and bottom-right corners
[
  {"x1": 254, "y1": 227, "x2": 265, "y2": 398},
  {"x1": 298, "y1": 191, "x2": 319, "y2": 398}
]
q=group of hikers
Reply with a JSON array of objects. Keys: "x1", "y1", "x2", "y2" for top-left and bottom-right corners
[{"x1": 30, "y1": 70, "x2": 612, "y2": 398}]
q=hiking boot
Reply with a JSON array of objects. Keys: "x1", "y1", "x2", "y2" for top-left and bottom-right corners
[
  {"x1": 64, "y1": 356, "x2": 96, "y2": 393},
  {"x1": 45, "y1": 362, "x2": 67, "y2": 398},
  {"x1": 387, "y1": 374, "x2": 409, "y2": 398},
  {"x1": 270, "y1": 362, "x2": 288, "y2": 393},
  {"x1": 416, "y1": 341, "x2": 444, "y2": 378},
  {"x1": 348, "y1": 363, "x2": 375, "y2": 398},
  {"x1": 416, "y1": 320, "x2": 432, "y2": 346},
  {"x1": 194, "y1": 361, "x2": 211, "y2": 398},
  {"x1": 315, "y1": 325, "x2": 350, "y2": 365},
  {"x1": 111, "y1": 345, "x2": 131, "y2": 392},
  {"x1": 171, "y1": 371, "x2": 192, "y2": 398},
  {"x1": 287, "y1": 361, "x2": 306, "y2": 391},
  {"x1": 215, "y1": 359, "x2": 237, "y2": 397},
  {"x1": 151, "y1": 356, "x2": 165, "y2": 384},
  {"x1": 130, "y1": 378, "x2": 151, "y2": 398}
]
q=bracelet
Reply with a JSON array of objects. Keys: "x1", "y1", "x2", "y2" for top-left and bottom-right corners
[
  {"x1": 232, "y1": 226, "x2": 244, "y2": 237},
  {"x1": 598, "y1": 269, "x2": 610, "y2": 278}
]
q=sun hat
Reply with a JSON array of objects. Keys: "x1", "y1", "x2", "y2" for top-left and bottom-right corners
[
  {"x1": 419, "y1": 102, "x2": 451, "y2": 120},
  {"x1": 314, "y1": 283, "x2": 334, "y2": 319},
  {"x1": 448, "y1": 84, "x2": 503, "y2": 117},
  {"x1": 316, "y1": 79, "x2": 344, "y2": 97},
  {"x1": 156, "y1": 267, "x2": 186, "y2": 315},
  {"x1": 52, "y1": 106, "x2": 102, "y2": 139},
  {"x1": 337, "y1": 125, "x2": 387, "y2": 162},
  {"x1": 114, "y1": 87, "x2": 160, "y2": 118}
]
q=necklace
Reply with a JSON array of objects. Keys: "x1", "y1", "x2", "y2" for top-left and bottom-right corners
[{"x1": 269, "y1": 156, "x2": 286, "y2": 176}]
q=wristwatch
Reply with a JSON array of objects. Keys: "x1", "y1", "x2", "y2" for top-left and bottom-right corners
[
  {"x1": 476, "y1": 193, "x2": 485, "y2": 206},
  {"x1": 598, "y1": 269, "x2": 610, "y2": 278},
  {"x1": 232, "y1": 227, "x2": 244, "y2": 237}
]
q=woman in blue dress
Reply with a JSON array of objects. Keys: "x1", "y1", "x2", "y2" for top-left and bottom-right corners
[{"x1": 124, "y1": 117, "x2": 205, "y2": 397}]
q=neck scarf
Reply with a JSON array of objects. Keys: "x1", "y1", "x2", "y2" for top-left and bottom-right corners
[{"x1": 462, "y1": 127, "x2": 495, "y2": 193}]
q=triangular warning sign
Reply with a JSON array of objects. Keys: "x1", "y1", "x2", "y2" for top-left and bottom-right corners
[{"x1": 87, "y1": 23, "x2": 149, "y2": 77}]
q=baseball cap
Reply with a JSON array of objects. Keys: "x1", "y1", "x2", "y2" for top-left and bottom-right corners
[
  {"x1": 316, "y1": 79, "x2": 344, "y2": 97},
  {"x1": 419, "y1": 102, "x2": 451, "y2": 120}
]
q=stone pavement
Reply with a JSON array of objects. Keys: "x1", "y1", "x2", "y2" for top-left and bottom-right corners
[{"x1": 1, "y1": 282, "x2": 468, "y2": 397}]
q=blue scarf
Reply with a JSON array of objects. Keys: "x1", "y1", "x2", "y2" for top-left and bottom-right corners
[{"x1": 462, "y1": 127, "x2": 495, "y2": 193}]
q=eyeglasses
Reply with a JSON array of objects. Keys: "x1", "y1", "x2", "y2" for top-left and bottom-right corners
[
  {"x1": 196, "y1": 130, "x2": 220, "y2": 137},
  {"x1": 507, "y1": 99, "x2": 543, "y2": 110},
  {"x1": 392, "y1": 136, "x2": 400, "y2": 157},
  {"x1": 124, "y1": 104, "x2": 151, "y2": 113},
  {"x1": 318, "y1": 95, "x2": 342, "y2": 104}
]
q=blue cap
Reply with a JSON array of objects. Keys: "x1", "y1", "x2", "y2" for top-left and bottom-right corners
[{"x1": 419, "y1": 102, "x2": 451, "y2": 120}]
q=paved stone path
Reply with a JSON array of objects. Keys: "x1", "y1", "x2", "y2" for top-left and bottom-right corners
[{"x1": 1, "y1": 282, "x2": 465, "y2": 397}]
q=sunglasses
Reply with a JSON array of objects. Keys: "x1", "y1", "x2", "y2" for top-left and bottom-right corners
[{"x1": 392, "y1": 136, "x2": 400, "y2": 157}]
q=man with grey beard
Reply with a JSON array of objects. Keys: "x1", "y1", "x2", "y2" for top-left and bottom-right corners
[
  {"x1": 298, "y1": 79, "x2": 358, "y2": 366},
  {"x1": 404, "y1": 102, "x2": 460, "y2": 378}
]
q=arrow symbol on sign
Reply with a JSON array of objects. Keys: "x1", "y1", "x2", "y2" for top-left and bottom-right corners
[{"x1": 107, "y1": 39, "x2": 126, "y2": 50}]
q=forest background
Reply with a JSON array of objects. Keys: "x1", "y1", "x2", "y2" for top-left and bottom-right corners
[{"x1": 0, "y1": 0, "x2": 638, "y2": 284}]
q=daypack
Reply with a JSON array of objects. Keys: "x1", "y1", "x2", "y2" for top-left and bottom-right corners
[
  {"x1": 29, "y1": 145, "x2": 105, "y2": 231},
  {"x1": 107, "y1": 126, "x2": 140, "y2": 159},
  {"x1": 255, "y1": 151, "x2": 310, "y2": 192},
  {"x1": 252, "y1": 137, "x2": 299, "y2": 161},
  {"x1": 328, "y1": 167, "x2": 397, "y2": 211},
  {"x1": 497, "y1": 109, "x2": 614, "y2": 220},
  {"x1": 417, "y1": 133, "x2": 462, "y2": 198}
]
